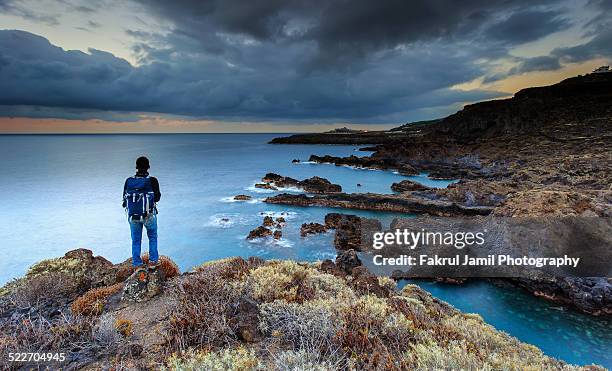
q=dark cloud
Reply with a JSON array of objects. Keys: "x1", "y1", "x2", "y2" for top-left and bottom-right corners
[
  {"x1": 0, "y1": 30, "x2": 503, "y2": 122},
  {"x1": 484, "y1": 9, "x2": 569, "y2": 45},
  {"x1": 0, "y1": 0, "x2": 608, "y2": 124},
  {"x1": 482, "y1": 0, "x2": 611, "y2": 79},
  {"x1": 135, "y1": 0, "x2": 566, "y2": 68}
]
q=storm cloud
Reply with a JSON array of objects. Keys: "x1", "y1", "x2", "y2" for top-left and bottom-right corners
[{"x1": 0, "y1": 0, "x2": 609, "y2": 124}]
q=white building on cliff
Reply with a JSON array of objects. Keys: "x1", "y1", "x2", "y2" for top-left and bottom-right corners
[{"x1": 592, "y1": 65, "x2": 611, "y2": 73}]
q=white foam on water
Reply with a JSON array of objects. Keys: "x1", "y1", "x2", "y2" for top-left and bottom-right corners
[
  {"x1": 245, "y1": 236, "x2": 294, "y2": 248},
  {"x1": 220, "y1": 196, "x2": 264, "y2": 204},
  {"x1": 205, "y1": 214, "x2": 248, "y2": 228},
  {"x1": 275, "y1": 186, "x2": 303, "y2": 193},
  {"x1": 270, "y1": 238, "x2": 294, "y2": 248},
  {"x1": 246, "y1": 185, "x2": 276, "y2": 194},
  {"x1": 258, "y1": 210, "x2": 298, "y2": 220},
  {"x1": 312, "y1": 251, "x2": 336, "y2": 260}
]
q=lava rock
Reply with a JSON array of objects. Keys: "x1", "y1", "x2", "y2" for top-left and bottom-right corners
[
  {"x1": 246, "y1": 226, "x2": 272, "y2": 240},
  {"x1": 234, "y1": 194, "x2": 252, "y2": 201},
  {"x1": 300, "y1": 222, "x2": 327, "y2": 237},
  {"x1": 335, "y1": 249, "x2": 362, "y2": 275},
  {"x1": 391, "y1": 180, "x2": 430, "y2": 192}
]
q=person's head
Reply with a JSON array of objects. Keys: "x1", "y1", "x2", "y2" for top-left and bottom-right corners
[{"x1": 136, "y1": 156, "x2": 150, "y2": 171}]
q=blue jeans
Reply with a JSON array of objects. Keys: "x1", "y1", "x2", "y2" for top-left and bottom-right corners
[{"x1": 129, "y1": 214, "x2": 158, "y2": 267}]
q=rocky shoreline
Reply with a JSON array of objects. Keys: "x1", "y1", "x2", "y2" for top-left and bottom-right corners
[
  {"x1": 265, "y1": 192, "x2": 493, "y2": 216},
  {"x1": 0, "y1": 249, "x2": 602, "y2": 369},
  {"x1": 269, "y1": 73, "x2": 612, "y2": 316}
]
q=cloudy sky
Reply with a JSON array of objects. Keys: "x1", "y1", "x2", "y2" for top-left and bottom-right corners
[{"x1": 0, "y1": 0, "x2": 610, "y2": 133}]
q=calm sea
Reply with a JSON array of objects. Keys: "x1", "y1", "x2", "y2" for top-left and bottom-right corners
[{"x1": 0, "y1": 134, "x2": 609, "y2": 367}]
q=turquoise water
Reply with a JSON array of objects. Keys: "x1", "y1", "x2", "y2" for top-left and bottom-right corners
[
  {"x1": 0, "y1": 134, "x2": 608, "y2": 367},
  {"x1": 398, "y1": 280, "x2": 612, "y2": 368}
]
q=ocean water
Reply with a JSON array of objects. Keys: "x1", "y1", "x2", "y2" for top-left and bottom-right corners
[{"x1": 0, "y1": 134, "x2": 609, "y2": 367}]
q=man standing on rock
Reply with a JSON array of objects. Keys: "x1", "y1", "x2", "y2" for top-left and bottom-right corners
[{"x1": 123, "y1": 156, "x2": 161, "y2": 271}]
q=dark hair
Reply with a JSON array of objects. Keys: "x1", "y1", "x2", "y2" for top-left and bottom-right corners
[{"x1": 136, "y1": 156, "x2": 150, "y2": 170}]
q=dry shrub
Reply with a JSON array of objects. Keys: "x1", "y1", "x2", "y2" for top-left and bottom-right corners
[
  {"x1": 194, "y1": 256, "x2": 264, "y2": 280},
  {"x1": 268, "y1": 349, "x2": 341, "y2": 371},
  {"x1": 167, "y1": 347, "x2": 260, "y2": 371},
  {"x1": 26, "y1": 257, "x2": 83, "y2": 278},
  {"x1": 6, "y1": 272, "x2": 79, "y2": 309},
  {"x1": 246, "y1": 261, "x2": 353, "y2": 303},
  {"x1": 93, "y1": 313, "x2": 121, "y2": 349},
  {"x1": 166, "y1": 267, "x2": 242, "y2": 352},
  {"x1": 141, "y1": 254, "x2": 180, "y2": 279},
  {"x1": 334, "y1": 295, "x2": 414, "y2": 370},
  {"x1": 1, "y1": 313, "x2": 96, "y2": 359},
  {"x1": 259, "y1": 299, "x2": 345, "y2": 367},
  {"x1": 115, "y1": 318, "x2": 133, "y2": 337},
  {"x1": 71, "y1": 282, "x2": 123, "y2": 316}
]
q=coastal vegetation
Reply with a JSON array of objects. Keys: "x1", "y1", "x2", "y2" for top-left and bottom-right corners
[{"x1": 0, "y1": 250, "x2": 602, "y2": 369}]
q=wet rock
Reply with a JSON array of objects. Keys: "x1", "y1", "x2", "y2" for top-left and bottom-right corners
[
  {"x1": 510, "y1": 277, "x2": 612, "y2": 315},
  {"x1": 260, "y1": 173, "x2": 342, "y2": 193},
  {"x1": 391, "y1": 180, "x2": 430, "y2": 192},
  {"x1": 276, "y1": 217, "x2": 286, "y2": 224},
  {"x1": 265, "y1": 192, "x2": 494, "y2": 216},
  {"x1": 263, "y1": 216, "x2": 275, "y2": 227},
  {"x1": 234, "y1": 194, "x2": 252, "y2": 201},
  {"x1": 255, "y1": 183, "x2": 277, "y2": 190},
  {"x1": 273, "y1": 230, "x2": 282, "y2": 240},
  {"x1": 335, "y1": 249, "x2": 362, "y2": 275},
  {"x1": 300, "y1": 176, "x2": 342, "y2": 193},
  {"x1": 300, "y1": 222, "x2": 327, "y2": 237},
  {"x1": 307, "y1": 154, "x2": 417, "y2": 175},
  {"x1": 246, "y1": 226, "x2": 272, "y2": 240},
  {"x1": 330, "y1": 214, "x2": 382, "y2": 251},
  {"x1": 324, "y1": 213, "x2": 343, "y2": 229},
  {"x1": 292, "y1": 159, "x2": 300, "y2": 163}
]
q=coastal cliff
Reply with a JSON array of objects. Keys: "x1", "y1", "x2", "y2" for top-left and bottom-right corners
[
  {"x1": 0, "y1": 249, "x2": 602, "y2": 370},
  {"x1": 269, "y1": 73, "x2": 612, "y2": 315}
]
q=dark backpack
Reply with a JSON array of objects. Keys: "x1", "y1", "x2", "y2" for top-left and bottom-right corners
[{"x1": 124, "y1": 176, "x2": 155, "y2": 218}]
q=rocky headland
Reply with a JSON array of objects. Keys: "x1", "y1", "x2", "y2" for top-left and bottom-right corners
[
  {"x1": 270, "y1": 73, "x2": 612, "y2": 315},
  {"x1": 1, "y1": 249, "x2": 602, "y2": 370}
]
